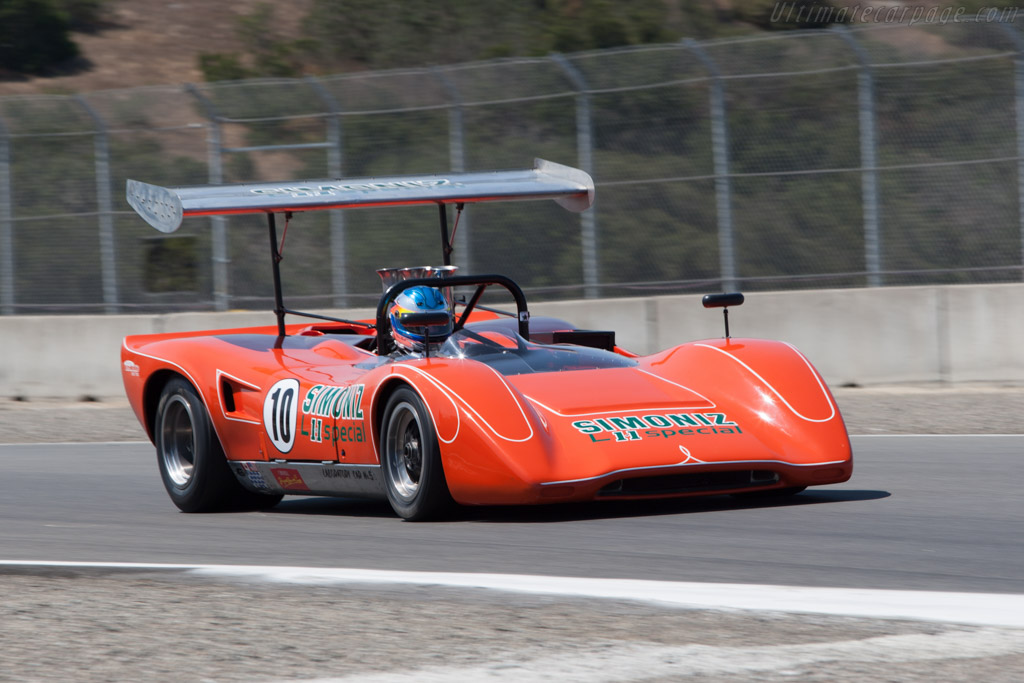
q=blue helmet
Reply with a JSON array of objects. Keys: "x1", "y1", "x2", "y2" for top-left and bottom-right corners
[{"x1": 389, "y1": 286, "x2": 453, "y2": 353}]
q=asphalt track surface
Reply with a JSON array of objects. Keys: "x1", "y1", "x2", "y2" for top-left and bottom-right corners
[
  {"x1": 2, "y1": 426, "x2": 1023, "y2": 680},
  {"x1": 0, "y1": 435, "x2": 1020, "y2": 595}
]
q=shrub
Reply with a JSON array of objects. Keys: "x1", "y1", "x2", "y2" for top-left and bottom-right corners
[{"x1": 0, "y1": 0, "x2": 80, "y2": 74}]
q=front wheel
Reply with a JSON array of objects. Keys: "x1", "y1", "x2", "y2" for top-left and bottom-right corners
[
  {"x1": 155, "y1": 377, "x2": 282, "y2": 512},
  {"x1": 381, "y1": 386, "x2": 453, "y2": 521}
]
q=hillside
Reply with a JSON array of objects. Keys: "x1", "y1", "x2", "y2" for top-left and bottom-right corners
[
  {"x1": 0, "y1": 0, "x2": 312, "y2": 96},
  {"x1": 0, "y1": 0, "x2": 739, "y2": 96}
]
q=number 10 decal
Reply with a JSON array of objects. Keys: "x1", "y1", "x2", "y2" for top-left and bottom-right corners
[{"x1": 263, "y1": 378, "x2": 300, "y2": 454}]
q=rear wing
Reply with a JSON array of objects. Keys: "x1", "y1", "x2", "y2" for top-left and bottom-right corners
[
  {"x1": 126, "y1": 158, "x2": 593, "y2": 234},
  {"x1": 125, "y1": 158, "x2": 594, "y2": 337}
]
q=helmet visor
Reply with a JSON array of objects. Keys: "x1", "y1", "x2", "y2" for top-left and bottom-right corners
[{"x1": 398, "y1": 311, "x2": 453, "y2": 340}]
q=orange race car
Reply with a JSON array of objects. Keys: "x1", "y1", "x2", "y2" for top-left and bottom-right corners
[{"x1": 122, "y1": 159, "x2": 852, "y2": 520}]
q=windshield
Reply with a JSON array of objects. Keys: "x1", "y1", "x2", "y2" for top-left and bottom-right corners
[{"x1": 438, "y1": 326, "x2": 637, "y2": 376}]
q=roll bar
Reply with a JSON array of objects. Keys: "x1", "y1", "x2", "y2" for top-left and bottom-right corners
[{"x1": 375, "y1": 274, "x2": 530, "y2": 355}]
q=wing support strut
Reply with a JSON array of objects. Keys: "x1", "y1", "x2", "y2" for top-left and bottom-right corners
[
  {"x1": 268, "y1": 212, "x2": 286, "y2": 337},
  {"x1": 439, "y1": 203, "x2": 451, "y2": 266},
  {"x1": 438, "y1": 202, "x2": 465, "y2": 266},
  {"x1": 266, "y1": 211, "x2": 377, "y2": 337}
]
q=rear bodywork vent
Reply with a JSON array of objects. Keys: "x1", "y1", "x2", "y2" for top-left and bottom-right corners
[{"x1": 598, "y1": 470, "x2": 779, "y2": 497}]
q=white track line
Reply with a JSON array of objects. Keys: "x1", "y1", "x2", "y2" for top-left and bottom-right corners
[
  {"x1": 285, "y1": 629, "x2": 1024, "y2": 683},
  {"x1": 2, "y1": 561, "x2": 1023, "y2": 628}
]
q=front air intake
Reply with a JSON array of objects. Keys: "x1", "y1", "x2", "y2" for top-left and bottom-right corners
[{"x1": 597, "y1": 470, "x2": 779, "y2": 497}]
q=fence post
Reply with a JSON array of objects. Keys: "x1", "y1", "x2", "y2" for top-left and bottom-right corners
[
  {"x1": 0, "y1": 114, "x2": 12, "y2": 315},
  {"x1": 76, "y1": 96, "x2": 119, "y2": 313},
  {"x1": 551, "y1": 53, "x2": 599, "y2": 299},
  {"x1": 306, "y1": 77, "x2": 349, "y2": 308},
  {"x1": 186, "y1": 84, "x2": 230, "y2": 311},
  {"x1": 834, "y1": 27, "x2": 882, "y2": 287},
  {"x1": 995, "y1": 22, "x2": 1024, "y2": 281},
  {"x1": 434, "y1": 67, "x2": 472, "y2": 274},
  {"x1": 685, "y1": 39, "x2": 736, "y2": 292}
]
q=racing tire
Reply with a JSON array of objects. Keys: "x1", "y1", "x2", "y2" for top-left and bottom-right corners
[
  {"x1": 381, "y1": 386, "x2": 453, "y2": 521},
  {"x1": 155, "y1": 377, "x2": 283, "y2": 513}
]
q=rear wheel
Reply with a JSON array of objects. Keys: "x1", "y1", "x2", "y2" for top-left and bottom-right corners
[
  {"x1": 381, "y1": 386, "x2": 452, "y2": 521},
  {"x1": 156, "y1": 377, "x2": 282, "y2": 512}
]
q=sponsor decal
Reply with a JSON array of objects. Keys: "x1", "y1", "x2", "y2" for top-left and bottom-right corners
[
  {"x1": 320, "y1": 467, "x2": 375, "y2": 481},
  {"x1": 303, "y1": 419, "x2": 366, "y2": 446},
  {"x1": 300, "y1": 383, "x2": 367, "y2": 447},
  {"x1": 241, "y1": 462, "x2": 270, "y2": 491},
  {"x1": 251, "y1": 179, "x2": 451, "y2": 198},
  {"x1": 271, "y1": 467, "x2": 309, "y2": 492},
  {"x1": 123, "y1": 360, "x2": 140, "y2": 377},
  {"x1": 263, "y1": 378, "x2": 300, "y2": 454},
  {"x1": 302, "y1": 383, "x2": 365, "y2": 420},
  {"x1": 571, "y1": 413, "x2": 742, "y2": 443},
  {"x1": 305, "y1": 417, "x2": 329, "y2": 444}
]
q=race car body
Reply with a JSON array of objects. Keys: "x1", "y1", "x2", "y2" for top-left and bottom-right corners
[{"x1": 122, "y1": 160, "x2": 851, "y2": 519}]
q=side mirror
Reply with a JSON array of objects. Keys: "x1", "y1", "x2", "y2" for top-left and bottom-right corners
[
  {"x1": 701, "y1": 292, "x2": 744, "y2": 309},
  {"x1": 701, "y1": 292, "x2": 744, "y2": 339}
]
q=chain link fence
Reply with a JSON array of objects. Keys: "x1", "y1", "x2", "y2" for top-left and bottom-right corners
[{"x1": 2, "y1": 20, "x2": 1023, "y2": 314}]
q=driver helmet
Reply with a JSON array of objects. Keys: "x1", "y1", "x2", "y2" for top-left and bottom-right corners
[{"x1": 389, "y1": 286, "x2": 453, "y2": 353}]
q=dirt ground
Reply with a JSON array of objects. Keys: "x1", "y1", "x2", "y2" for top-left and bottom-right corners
[{"x1": 0, "y1": 570, "x2": 1020, "y2": 683}]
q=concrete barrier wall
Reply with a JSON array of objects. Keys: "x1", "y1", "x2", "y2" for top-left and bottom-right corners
[{"x1": 1, "y1": 283, "x2": 1021, "y2": 398}]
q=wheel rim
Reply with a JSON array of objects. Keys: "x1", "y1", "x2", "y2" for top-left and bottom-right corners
[
  {"x1": 384, "y1": 401, "x2": 424, "y2": 502},
  {"x1": 160, "y1": 394, "x2": 197, "y2": 488}
]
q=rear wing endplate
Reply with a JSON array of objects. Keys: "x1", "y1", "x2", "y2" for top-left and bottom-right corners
[{"x1": 127, "y1": 158, "x2": 593, "y2": 233}]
